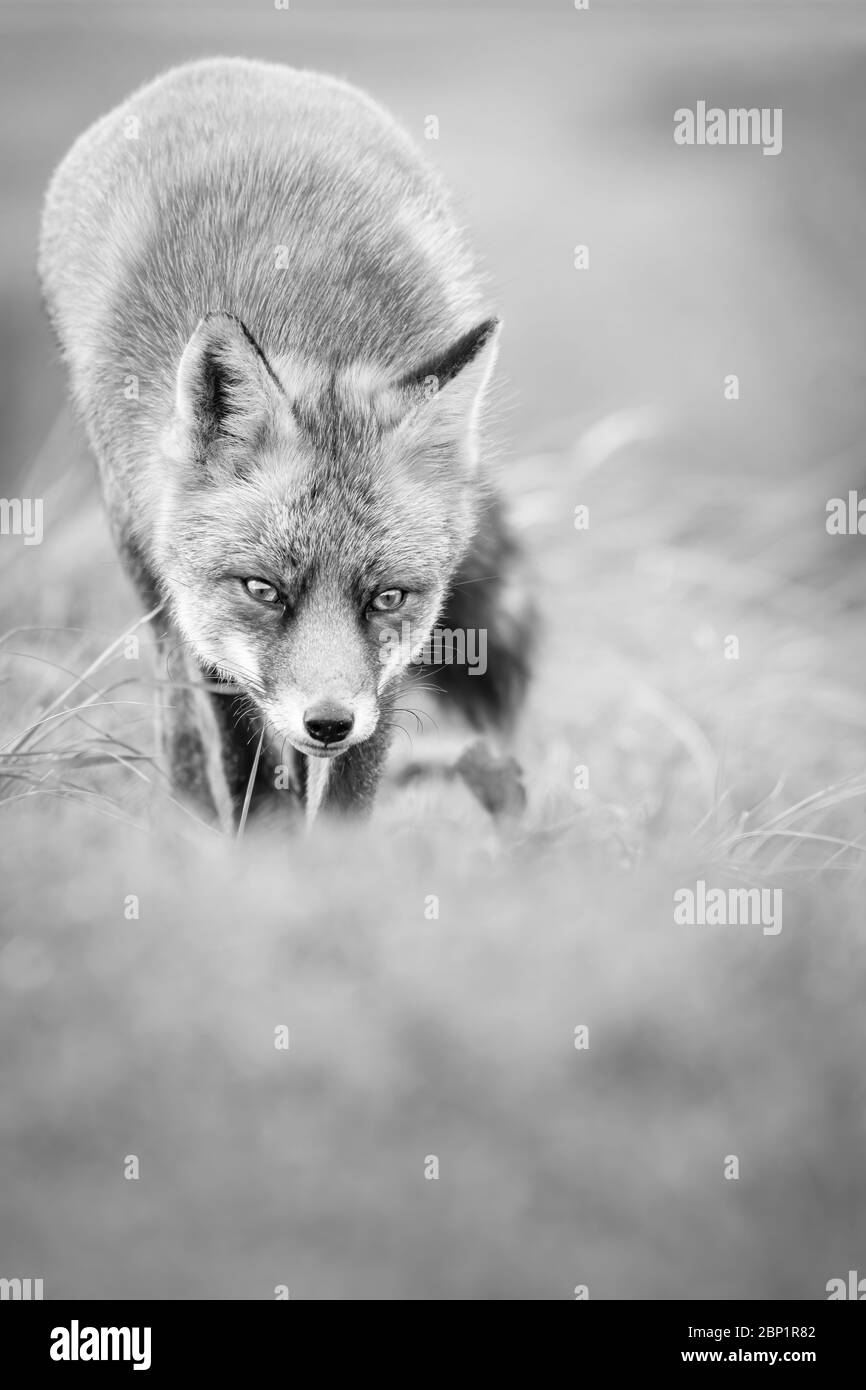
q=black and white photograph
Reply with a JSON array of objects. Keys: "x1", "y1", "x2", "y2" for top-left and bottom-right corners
[{"x1": 1, "y1": 0, "x2": 865, "y2": 1342}]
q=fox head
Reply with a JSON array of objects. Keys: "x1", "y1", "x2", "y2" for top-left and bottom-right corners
[{"x1": 156, "y1": 311, "x2": 500, "y2": 758}]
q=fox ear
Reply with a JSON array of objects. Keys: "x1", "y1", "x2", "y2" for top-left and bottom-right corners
[
  {"x1": 385, "y1": 317, "x2": 501, "y2": 468},
  {"x1": 167, "y1": 313, "x2": 287, "y2": 476}
]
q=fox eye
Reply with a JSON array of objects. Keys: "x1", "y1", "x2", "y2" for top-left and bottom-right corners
[
  {"x1": 242, "y1": 578, "x2": 281, "y2": 605},
  {"x1": 368, "y1": 588, "x2": 406, "y2": 614}
]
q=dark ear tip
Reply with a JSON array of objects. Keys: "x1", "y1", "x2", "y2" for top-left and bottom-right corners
[
  {"x1": 466, "y1": 316, "x2": 501, "y2": 355},
  {"x1": 397, "y1": 315, "x2": 502, "y2": 395},
  {"x1": 461, "y1": 314, "x2": 500, "y2": 358}
]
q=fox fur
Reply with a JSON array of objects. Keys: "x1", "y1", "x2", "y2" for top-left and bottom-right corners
[{"x1": 39, "y1": 57, "x2": 533, "y2": 828}]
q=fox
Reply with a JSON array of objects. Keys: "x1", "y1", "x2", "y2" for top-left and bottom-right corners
[{"x1": 38, "y1": 57, "x2": 533, "y2": 829}]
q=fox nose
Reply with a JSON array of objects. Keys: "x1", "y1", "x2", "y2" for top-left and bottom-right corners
[{"x1": 303, "y1": 701, "x2": 355, "y2": 746}]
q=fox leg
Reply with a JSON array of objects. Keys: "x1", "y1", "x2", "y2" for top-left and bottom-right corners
[
  {"x1": 420, "y1": 492, "x2": 536, "y2": 731},
  {"x1": 156, "y1": 637, "x2": 297, "y2": 831},
  {"x1": 109, "y1": 554, "x2": 233, "y2": 829},
  {"x1": 156, "y1": 662, "x2": 229, "y2": 829},
  {"x1": 396, "y1": 496, "x2": 535, "y2": 819}
]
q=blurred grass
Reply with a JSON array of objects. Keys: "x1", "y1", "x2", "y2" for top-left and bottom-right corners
[
  {"x1": 1, "y1": 1, "x2": 866, "y2": 1298},
  {"x1": 2, "y1": 808, "x2": 865, "y2": 1299}
]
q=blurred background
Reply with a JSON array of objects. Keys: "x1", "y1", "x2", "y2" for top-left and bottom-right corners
[{"x1": 1, "y1": 0, "x2": 866, "y2": 1300}]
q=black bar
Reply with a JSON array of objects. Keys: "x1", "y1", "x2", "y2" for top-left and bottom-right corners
[{"x1": 2, "y1": 1300, "x2": 862, "y2": 1375}]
